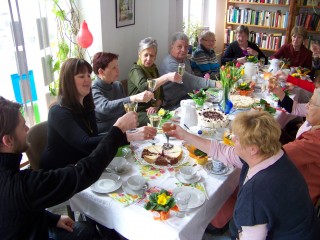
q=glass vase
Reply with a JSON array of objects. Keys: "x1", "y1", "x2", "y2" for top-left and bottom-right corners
[{"x1": 219, "y1": 87, "x2": 233, "y2": 114}]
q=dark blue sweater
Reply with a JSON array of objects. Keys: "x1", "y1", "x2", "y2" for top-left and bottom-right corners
[{"x1": 234, "y1": 154, "x2": 320, "y2": 239}]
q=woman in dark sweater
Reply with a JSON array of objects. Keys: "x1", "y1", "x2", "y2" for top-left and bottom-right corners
[{"x1": 221, "y1": 25, "x2": 267, "y2": 65}]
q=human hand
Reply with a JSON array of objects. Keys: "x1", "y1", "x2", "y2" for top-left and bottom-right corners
[
  {"x1": 268, "y1": 83, "x2": 285, "y2": 101},
  {"x1": 166, "y1": 72, "x2": 182, "y2": 83},
  {"x1": 215, "y1": 80, "x2": 222, "y2": 88},
  {"x1": 237, "y1": 57, "x2": 247, "y2": 63},
  {"x1": 247, "y1": 47, "x2": 258, "y2": 56},
  {"x1": 274, "y1": 70, "x2": 288, "y2": 80},
  {"x1": 56, "y1": 215, "x2": 74, "y2": 232},
  {"x1": 146, "y1": 107, "x2": 158, "y2": 114},
  {"x1": 114, "y1": 112, "x2": 138, "y2": 133},
  {"x1": 132, "y1": 91, "x2": 154, "y2": 103},
  {"x1": 168, "y1": 124, "x2": 188, "y2": 140},
  {"x1": 126, "y1": 126, "x2": 157, "y2": 141}
]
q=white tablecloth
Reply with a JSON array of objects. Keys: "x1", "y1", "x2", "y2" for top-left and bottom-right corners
[{"x1": 69, "y1": 135, "x2": 239, "y2": 240}]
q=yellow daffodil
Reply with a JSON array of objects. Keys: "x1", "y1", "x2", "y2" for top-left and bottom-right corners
[
  {"x1": 157, "y1": 193, "x2": 170, "y2": 205},
  {"x1": 158, "y1": 108, "x2": 166, "y2": 116}
]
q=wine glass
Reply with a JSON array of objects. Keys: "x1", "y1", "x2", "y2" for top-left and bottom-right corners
[
  {"x1": 177, "y1": 63, "x2": 185, "y2": 84},
  {"x1": 147, "y1": 113, "x2": 162, "y2": 144},
  {"x1": 147, "y1": 78, "x2": 157, "y2": 101},
  {"x1": 162, "y1": 122, "x2": 175, "y2": 150},
  {"x1": 123, "y1": 101, "x2": 138, "y2": 133}
]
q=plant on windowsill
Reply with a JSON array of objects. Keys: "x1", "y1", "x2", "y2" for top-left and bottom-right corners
[{"x1": 48, "y1": 0, "x2": 91, "y2": 96}]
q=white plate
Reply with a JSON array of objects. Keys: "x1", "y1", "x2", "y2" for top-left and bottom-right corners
[
  {"x1": 122, "y1": 181, "x2": 148, "y2": 196},
  {"x1": 173, "y1": 186, "x2": 206, "y2": 209},
  {"x1": 204, "y1": 161, "x2": 234, "y2": 176},
  {"x1": 134, "y1": 143, "x2": 188, "y2": 169},
  {"x1": 90, "y1": 173, "x2": 122, "y2": 194},
  {"x1": 106, "y1": 162, "x2": 131, "y2": 175},
  {"x1": 175, "y1": 171, "x2": 201, "y2": 184}
]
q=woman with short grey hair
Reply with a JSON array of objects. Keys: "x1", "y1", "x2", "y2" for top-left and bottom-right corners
[
  {"x1": 128, "y1": 37, "x2": 181, "y2": 126},
  {"x1": 159, "y1": 32, "x2": 220, "y2": 110}
]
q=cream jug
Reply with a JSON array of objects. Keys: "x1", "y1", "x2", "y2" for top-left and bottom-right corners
[
  {"x1": 244, "y1": 62, "x2": 258, "y2": 81},
  {"x1": 180, "y1": 99, "x2": 198, "y2": 128},
  {"x1": 268, "y1": 59, "x2": 280, "y2": 74}
]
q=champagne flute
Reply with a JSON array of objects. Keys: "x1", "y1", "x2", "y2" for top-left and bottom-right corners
[
  {"x1": 123, "y1": 101, "x2": 138, "y2": 133},
  {"x1": 177, "y1": 63, "x2": 185, "y2": 84},
  {"x1": 162, "y1": 122, "x2": 175, "y2": 150},
  {"x1": 147, "y1": 113, "x2": 162, "y2": 143},
  {"x1": 147, "y1": 78, "x2": 157, "y2": 101}
]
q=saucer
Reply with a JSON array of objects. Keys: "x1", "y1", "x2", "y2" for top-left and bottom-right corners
[
  {"x1": 106, "y1": 162, "x2": 131, "y2": 175},
  {"x1": 175, "y1": 171, "x2": 201, "y2": 184},
  {"x1": 204, "y1": 162, "x2": 232, "y2": 175},
  {"x1": 122, "y1": 180, "x2": 148, "y2": 196},
  {"x1": 91, "y1": 173, "x2": 122, "y2": 194}
]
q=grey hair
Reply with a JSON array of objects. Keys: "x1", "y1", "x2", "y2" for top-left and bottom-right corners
[
  {"x1": 314, "y1": 88, "x2": 320, "y2": 106},
  {"x1": 199, "y1": 30, "x2": 215, "y2": 40},
  {"x1": 170, "y1": 32, "x2": 189, "y2": 46},
  {"x1": 138, "y1": 37, "x2": 158, "y2": 54}
]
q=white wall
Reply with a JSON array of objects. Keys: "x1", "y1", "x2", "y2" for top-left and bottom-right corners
[{"x1": 78, "y1": 0, "x2": 183, "y2": 81}]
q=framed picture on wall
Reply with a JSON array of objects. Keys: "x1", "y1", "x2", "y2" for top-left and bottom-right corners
[{"x1": 116, "y1": 0, "x2": 135, "y2": 28}]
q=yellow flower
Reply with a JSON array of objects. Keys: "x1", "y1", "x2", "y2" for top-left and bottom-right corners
[
  {"x1": 157, "y1": 193, "x2": 170, "y2": 205},
  {"x1": 158, "y1": 108, "x2": 166, "y2": 116},
  {"x1": 240, "y1": 69, "x2": 244, "y2": 75}
]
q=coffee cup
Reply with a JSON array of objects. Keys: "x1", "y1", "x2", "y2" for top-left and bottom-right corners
[
  {"x1": 212, "y1": 159, "x2": 224, "y2": 172},
  {"x1": 180, "y1": 166, "x2": 197, "y2": 180},
  {"x1": 127, "y1": 175, "x2": 147, "y2": 191},
  {"x1": 111, "y1": 157, "x2": 127, "y2": 173}
]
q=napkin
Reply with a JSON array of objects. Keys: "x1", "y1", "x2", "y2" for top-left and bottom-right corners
[
  {"x1": 175, "y1": 182, "x2": 209, "y2": 200},
  {"x1": 108, "y1": 192, "x2": 141, "y2": 207}
]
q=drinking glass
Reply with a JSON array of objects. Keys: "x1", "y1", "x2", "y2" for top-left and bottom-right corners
[
  {"x1": 175, "y1": 191, "x2": 191, "y2": 218},
  {"x1": 177, "y1": 63, "x2": 185, "y2": 84},
  {"x1": 162, "y1": 122, "x2": 175, "y2": 150},
  {"x1": 123, "y1": 101, "x2": 138, "y2": 133},
  {"x1": 147, "y1": 78, "x2": 157, "y2": 101},
  {"x1": 147, "y1": 114, "x2": 162, "y2": 143}
]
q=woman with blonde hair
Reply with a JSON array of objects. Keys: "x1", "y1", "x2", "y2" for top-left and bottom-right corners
[{"x1": 169, "y1": 111, "x2": 320, "y2": 239}]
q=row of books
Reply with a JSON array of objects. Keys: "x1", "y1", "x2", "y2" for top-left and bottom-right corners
[
  {"x1": 229, "y1": 0, "x2": 290, "y2": 4},
  {"x1": 224, "y1": 28, "x2": 286, "y2": 51},
  {"x1": 297, "y1": 0, "x2": 320, "y2": 6},
  {"x1": 295, "y1": 12, "x2": 320, "y2": 31},
  {"x1": 227, "y1": 6, "x2": 289, "y2": 28}
]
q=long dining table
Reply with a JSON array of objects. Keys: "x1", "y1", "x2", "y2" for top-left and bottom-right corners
[{"x1": 69, "y1": 133, "x2": 240, "y2": 240}]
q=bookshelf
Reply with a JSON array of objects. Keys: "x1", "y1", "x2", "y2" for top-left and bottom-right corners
[
  {"x1": 224, "y1": 0, "x2": 296, "y2": 55},
  {"x1": 295, "y1": 0, "x2": 320, "y2": 48}
]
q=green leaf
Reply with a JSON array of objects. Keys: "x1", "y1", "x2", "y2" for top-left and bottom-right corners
[{"x1": 194, "y1": 149, "x2": 207, "y2": 157}]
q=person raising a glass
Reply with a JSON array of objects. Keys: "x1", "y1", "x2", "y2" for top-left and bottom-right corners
[{"x1": 128, "y1": 37, "x2": 181, "y2": 126}]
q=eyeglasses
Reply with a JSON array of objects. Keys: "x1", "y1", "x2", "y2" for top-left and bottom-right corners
[
  {"x1": 307, "y1": 100, "x2": 320, "y2": 108},
  {"x1": 203, "y1": 39, "x2": 216, "y2": 42}
]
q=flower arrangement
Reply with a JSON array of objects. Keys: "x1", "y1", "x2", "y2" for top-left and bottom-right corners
[
  {"x1": 188, "y1": 88, "x2": 209, "y2": 106},
  {"x1": 279, "y1": 58, "x2": 291, "y2": 69},
  {"x1": 246, "y1": 55, "x2": 258, "y2": 63},
  {"x1": 144, "y1": 189, "x2": 176, "y2": 220},
  {"x1": 237, "y1": 82, "x2": 251, "y2": 91},
  {"x1": 158, "y1": 108, "x2": 173, "y2": 124}
]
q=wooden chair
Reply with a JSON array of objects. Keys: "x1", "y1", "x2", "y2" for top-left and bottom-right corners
[
  {"x1": 26, "y1": 121, "x2": 75, "y2": 219},
  {"x1": 26, "y1": 121, "x2": 48, "y2": 170}
]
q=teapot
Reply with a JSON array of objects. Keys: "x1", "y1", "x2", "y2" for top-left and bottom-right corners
[
  {"x1": 180, "y1": 99, "x2": 198, "y2": 128},
  {"x1": 244, "y1": 62, "x2": 258, "y2": 81},
  {"x1": 268, "y1": 59, "x2": 280, "y2": 74}
]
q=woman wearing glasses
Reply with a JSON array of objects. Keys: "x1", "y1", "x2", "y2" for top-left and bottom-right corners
[{"x1": 191, "y1": 30, "x2": 220, "y2": 79}]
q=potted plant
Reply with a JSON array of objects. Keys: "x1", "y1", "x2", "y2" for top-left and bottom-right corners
[
  {"x1": 144, "y1": 189, "x2": 176, "y2": 220},
  {"x1": 236, "y1": 82, "x2": 254, "y2": 96},
  {"x1": 188, "y1": 88, "x2": 209, "y2": 107}
]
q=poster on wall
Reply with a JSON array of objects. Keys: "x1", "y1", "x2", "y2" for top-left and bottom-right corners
[{"x1": 116, "y1": 0, "x2": 135, "y2": 28}]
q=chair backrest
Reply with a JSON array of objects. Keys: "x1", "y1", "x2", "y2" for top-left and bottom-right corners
[{"x1": 26, "y1": 121, "x2": 48, "y2": 170}]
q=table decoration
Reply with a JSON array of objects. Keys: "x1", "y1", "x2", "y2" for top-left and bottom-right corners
[
  {"x1": 219, "y1": 63, "x2": 244, "y2": 114},
  {"x1": 158, "y1": 108, "x2": 174, "y2": 125},
  {"x1": 246, "y1": 55, "x2": 258, "y2": 63},
  {"x1": 144, "y1": 189, "x2": 176, "y2": 220},
  {"x1": 185, "y1": 144, "x2": 208, "y2": 165},
  {"x1": 188, "y1": 88, "x2": 209, "y2": 107},
  {"x1": 236, "y1": 82, "x2": 254, "y2": 96}
]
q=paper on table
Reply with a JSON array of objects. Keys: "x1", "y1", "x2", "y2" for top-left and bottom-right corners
[{"x1": 108, "y1": 192, "x2": 141, "y2": 207}]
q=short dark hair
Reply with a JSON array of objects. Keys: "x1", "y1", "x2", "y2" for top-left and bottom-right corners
[
  {"x1": 236, "y1": 25, "x2": 249, "y2": 36},
  {"x1": 92, "y1": 52, "x2": 119, "y2": 75},
  {"x1": 0, "y1": 97, "x2": 21, "y2": 145},
  {"x1": 58, "y1": 58, "x2": 95, "y2": 113}
]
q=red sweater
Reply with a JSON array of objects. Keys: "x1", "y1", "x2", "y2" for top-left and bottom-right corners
[
  {"x1": 283, "y1": 128, "x2": 320, "y2": 205},
  {"x1": 271, "y1": 43, "x2": 313, "y2": 69},
  {"x1": 287, "y1": 75, "x2": 315, "y2": 93}
]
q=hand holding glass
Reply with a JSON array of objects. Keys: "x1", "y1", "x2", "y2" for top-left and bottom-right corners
[
  {"x1": 123, "y1": 101, "x2": 138, "y2": 132},
  {"x1": 162, "y1": 122, "x2": 175, "y2": 150},
  {"x1": 177, "y1": 63, "x2": 185, "y2": 84},
  {"x1": 147, "y1": 114, "x2": 161, "y2": 143},
  {"x1": 147, "y1": 78, "x2": 157, "y2": 101}
]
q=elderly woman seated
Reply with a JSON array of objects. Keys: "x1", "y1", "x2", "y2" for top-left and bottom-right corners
[
  {"x1": 169, "y1": 111, "x2": 320, "y2": 239},
  {"x1": 191, "y1": 30, "x2": 220, "y2": 79},
  {"x1": 159, "y1": 32, "x2": 220, "y2": 110},
  {"x1": 128, "y1": 37, "x2": 181, "y2": 126}
]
